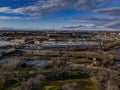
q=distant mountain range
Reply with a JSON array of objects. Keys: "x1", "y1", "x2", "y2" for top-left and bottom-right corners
[{"x1": 0, "y1": 27, "x2": 119, "y2": 31}]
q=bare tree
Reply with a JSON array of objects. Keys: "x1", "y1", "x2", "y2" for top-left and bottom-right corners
[{"x1": 21, "y1": 74, "x2": 46, "y2": 90}]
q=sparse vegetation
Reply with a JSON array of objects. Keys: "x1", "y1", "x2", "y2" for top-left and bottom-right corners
[
  {"x1": 0, "y1": 31, "x2": 120, "y2": 90},
  {"x1": 69, "y1": 57, "x2": 92, "y2": 64}
]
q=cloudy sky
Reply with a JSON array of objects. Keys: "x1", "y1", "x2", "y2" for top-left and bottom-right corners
[{"x1": 0, "y1": 0, "x2": 120, "y2": 30}]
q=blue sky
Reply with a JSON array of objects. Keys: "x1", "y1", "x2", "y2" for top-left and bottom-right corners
[{"x1": 0, "y1": 0, "x2": 120, "y2": 30}]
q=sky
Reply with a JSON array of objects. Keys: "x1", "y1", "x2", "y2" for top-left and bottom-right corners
[{"x1": 0, "y1": 0, "x2": 120, "y2": 30}]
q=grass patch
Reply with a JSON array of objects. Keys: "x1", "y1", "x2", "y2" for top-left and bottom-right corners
[
  {"x1": 69, "y1": 58, "x2": 92, "y2": 64},
  {"x1": 3, "y1": 79, "x2": 24, "y2": 90},
  {"x1": 44, "y1": 79, "x2": 100, "y2": 90},
  {"x1": 45, "y1": 85, "x2": 59, "y2": 90}
]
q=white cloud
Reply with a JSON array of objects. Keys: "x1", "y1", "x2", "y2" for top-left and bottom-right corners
[
  {"x1": 0, "y1": 0, "x2": 113, "y2": 17},
  {"x1": 0, "y1": 7, "x2": 12, "y2": 13},
  {"x1": 0, "y1": 16, "x2": 22, "y2": 20},
  {"x1": 0, "y1": 0, "x2": 119, "y2": 30},
  {"x1": 62, "y1": 23, "x2": 95, "y2": 28},
  {"x1": 0, "y1": 16, "x2": 37, "y2": 20}
]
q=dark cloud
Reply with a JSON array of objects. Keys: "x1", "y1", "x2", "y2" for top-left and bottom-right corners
[
  {"x1": 62, "y1": 25, "x2": 82, "y2": 29},
  {"x1": 72, "y1": 15, "x2": 120, "y2": 29},
  {"x1": 94, "y1": 7, "x2": 120, "y2": 16},
  {"x1": 74, "y1": 0, "x2": 111, "y2": 10},
  {"x1": 74, "y1": 16, "x2": 120, "y2": 22},
  {"x1": 105, "y1": 22, "x2": 120, "y2": 29}
]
